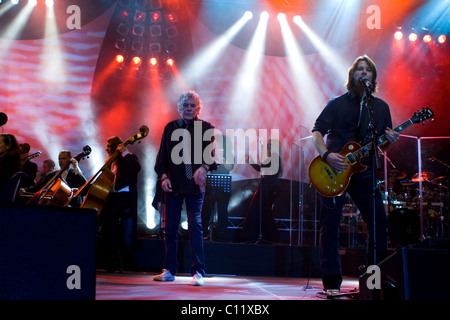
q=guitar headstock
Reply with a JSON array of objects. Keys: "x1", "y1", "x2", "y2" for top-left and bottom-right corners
[
  {"x1": 75, "y1": 145, "x2": 92, "y2": 161},
  {"x1": 411, "y1": 107, "x2": 434, "y2": 124},
  {"x1": 127, "y1": 125, "x2": 149, "y2": 145}
]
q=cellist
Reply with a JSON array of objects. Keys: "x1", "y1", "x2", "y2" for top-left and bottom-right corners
[{"x1": 97, "y1": 136, "x2": 141, "y2": 272}]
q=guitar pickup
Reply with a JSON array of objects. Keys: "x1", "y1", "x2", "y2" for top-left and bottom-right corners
[
  {"x1": 324, "y1": 166, "x2": 334, "y2": 179},
  {"x1": 345, "y1": 153, "x2": 356, "y2": 164}
]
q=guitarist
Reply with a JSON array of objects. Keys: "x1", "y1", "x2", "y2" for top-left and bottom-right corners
[{"x1": 311, "y1": 55, "x2": 399, "y2": 296}]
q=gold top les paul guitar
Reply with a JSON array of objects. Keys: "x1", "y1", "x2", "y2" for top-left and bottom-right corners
[{"x1": 308, "y1": 107, "x2": 434, "y2": 197}]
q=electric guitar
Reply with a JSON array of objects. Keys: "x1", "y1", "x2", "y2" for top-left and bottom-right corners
[{"x1": 308, "y1": 107, "x2": 434, "y2": 197}]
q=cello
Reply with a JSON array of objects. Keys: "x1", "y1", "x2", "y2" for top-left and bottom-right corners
[
  {"x1": 27, "y1": 145, "x2": 92, "y2": 206},
  {"x1": 67, "y1": 125, "x2": 148, "y2": 214}
]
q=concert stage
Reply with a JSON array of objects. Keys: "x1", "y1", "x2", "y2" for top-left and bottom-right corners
[{"x1": 95, "y1": 271, "x2": 359, "y2": 301}]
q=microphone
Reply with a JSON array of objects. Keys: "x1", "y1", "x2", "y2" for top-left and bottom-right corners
[{"x1": 359, "y1": 78, "x2": 373, "y2": 91}]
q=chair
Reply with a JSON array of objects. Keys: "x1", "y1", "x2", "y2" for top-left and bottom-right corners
[{"x1": 0, "y1": 172, "x2": 29, "y2": 202}]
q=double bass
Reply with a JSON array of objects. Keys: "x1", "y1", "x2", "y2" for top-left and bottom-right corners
[
  {"x1": 68, "y1": 125, "x2": 149, "y2": 214},
  {"x1": 27, "y1": 145, "x2": 92, "y2": 206}
]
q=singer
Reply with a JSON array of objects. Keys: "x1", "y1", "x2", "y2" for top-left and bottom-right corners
[{"x1": 311, "y1": 55, "x2": 400, "y2": 296}]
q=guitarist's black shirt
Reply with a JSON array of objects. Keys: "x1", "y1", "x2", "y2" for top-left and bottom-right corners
[{"x1": 312, "y1": 91, "x2": 392, "y2": 156}]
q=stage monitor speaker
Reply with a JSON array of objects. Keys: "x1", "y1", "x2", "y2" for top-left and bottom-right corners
[
  {"x1": 0, "y1": 202, "x2": 97, "y2": 300},
  {"x1": 359, "y1": 238, "x2": 450, "y2": 300}
]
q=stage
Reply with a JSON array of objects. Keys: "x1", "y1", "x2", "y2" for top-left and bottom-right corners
[{"x1": 95, "y1": 271, "x2": 359, "y2": 301}]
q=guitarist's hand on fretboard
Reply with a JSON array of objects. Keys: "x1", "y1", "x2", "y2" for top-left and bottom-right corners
[{"x1": 381, "y1": 127, "x2": 400, "y2": 151}]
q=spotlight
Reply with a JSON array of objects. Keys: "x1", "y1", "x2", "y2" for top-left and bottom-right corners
[
  {"x1": 29, "y1": 0, "x2": 37, "y2": 6},
  {"x1": 45, "y1": 0, "x2": 54, "y2": 7},
  {"x1": 150, "y1": 25, "x2": 162, "y2": 37},
  {"x1": 134, "y1": 10, "x2": 146, "y2": 22},
  {"x1": 132, "y1": 56, "x2": 142, "y2": 68},
  {"x1": 117, "y1": 23, "x2": 130, "y2": 36},
  {"x1": 244, "y1": 11, "x2": 253, "y2": 20},
  {"x1": 260, "y1": 11, "x2": 269, "y2": 19},
  {"x1": 293, "y1": 15, "x2": 302, "y2": 24},
  {"x1": 277, "y1": 13, "x2": 286, "y2": 21},
  {"x1": 438, "y1": 35, "x2": 446, "y2": 44},
  {"x1": 132, "y1": 24, "x2": 145, "y2": 37},
  {"x1": 149, "y1": 57, "x2": 158, "y2": 66},
  {"x1": 119, "y1": 10, "x2": 130, "y2": 20},
  {"x1": 11, "y1": 0, "x2": 19, "y2": 5},
  {"x1": 166, "y1": 26, "x2": 178, "y2": 38},
  {"x1": 166, "y1": 58, "x2": 175, "y2": 67},
  {"x1": 423, "y1": 34, "x2": 432, "y2": 43},
  {"x1": 152, "y1": 12, "x2": 160, "y2": 22},
  {"x1": 394, "y1": 30, "x2": 403, "y2": 40},
  {"x1": 167, "y1": 13, "x2": 176, "y2": 23},
  {"x1": 115, "y1": 54, "x2": 125, "y2": 63},
  {"x1": 114, "y1": 38, "x2": 127, "y2": 50},
  {"x1": 408, "y1": 33, "x2": 418, "y2": 42},
  {"x1": 149, "y1": 42, "x2": 161, "y2": 53},
  {"x1": 131, "y1": 39, "x2": 143, "y2": 52}
]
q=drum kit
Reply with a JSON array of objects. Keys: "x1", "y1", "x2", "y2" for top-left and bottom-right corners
[{"x1": 381, "y1": 169, "x2": 448, "y2": 242}]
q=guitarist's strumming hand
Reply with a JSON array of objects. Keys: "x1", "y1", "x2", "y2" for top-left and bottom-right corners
[{"x1": 324, "y1": 152, "x2": 349, "y2": 171}]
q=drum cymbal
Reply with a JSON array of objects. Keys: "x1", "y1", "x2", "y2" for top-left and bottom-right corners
[
  {"x1": 388, "y1": 170, "x2": 407, "y2": 180},
  {"x1": 411, "y1": 171, "x2": 434, "y2": 182},
  {"x1": 432, "y1": 175, "x2": 446, "y2": 182},
  {"x1": 400, "y1": 179, "x2": 415, "y2": 186}
]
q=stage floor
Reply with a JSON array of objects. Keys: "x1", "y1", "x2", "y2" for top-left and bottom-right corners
[{"x1": 95, "y1": 271, "x2": 359, "y2": 300}]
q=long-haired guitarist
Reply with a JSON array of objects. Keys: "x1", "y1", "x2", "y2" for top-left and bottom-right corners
[{"x1": 311, "y1": 55, "x2": 400, "y2": 296}]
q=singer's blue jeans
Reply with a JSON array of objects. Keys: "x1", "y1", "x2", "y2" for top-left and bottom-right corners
[
  {"x1": 319, "y1": 173, "x2": 388, "y2": 290},
  {"x1": 163, "y1": 192, "x2": 205, "y2": 277}
]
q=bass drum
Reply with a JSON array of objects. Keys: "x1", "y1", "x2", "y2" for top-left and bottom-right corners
[{"x1": 388, "y1": 208, "x2": 421, "y2": 248}]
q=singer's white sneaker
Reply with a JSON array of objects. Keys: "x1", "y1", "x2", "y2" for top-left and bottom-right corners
[
  {"x1": 191, "y1": 272, "x2": 205, "y2": 286},
  {"x1": 153, "y1": 269, "x2": 175, "y2": 281}
]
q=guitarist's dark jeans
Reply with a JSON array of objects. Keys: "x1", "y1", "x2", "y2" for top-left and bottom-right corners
[{"x1": 319, "y1": 173, "x2": 388, "y2": 290}]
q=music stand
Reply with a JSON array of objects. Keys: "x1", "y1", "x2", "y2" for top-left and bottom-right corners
[{"x1": 205, "y1": 174, "x2": 231, "y2": 240}]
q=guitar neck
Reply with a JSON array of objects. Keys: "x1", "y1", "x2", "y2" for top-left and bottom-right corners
[{"x1": 374, "y1": 118, "x2": 414, "y2": 147}]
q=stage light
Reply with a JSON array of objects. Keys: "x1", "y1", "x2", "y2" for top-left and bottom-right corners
[
  {"x1": 119, "y1": 10, "x2": 129, "y2": 20},
  {"x1": 293, "y1": 15, "x2": 301, "y2": 24},
  {"x1": 134, "y1": 10, "x2": 146, "y2": 22},
  {"x1": 115, "y1": 54, "x2": 124, "y2": 63},
  {"x1": 117, "y1": 22, "x2": 130, "y2": 36},
  {"x1": 152, "y1": 12, "x2": 160, "y2": 22},
  {"x1": 423, "y1": 34, "x2": 432, "y2": 43},
  {"x1": 149, "y1": 42, "x2": 161, "y2": 53},
  {"x1": 132, "y1": 24, "x2": 144, "y2": 37},
  {"x1": 260, "y1": 11, "x2": 269, "y2": 19},
  {"x1": 277, "y1": 13, "x2": 286, "y2": 21},
  {"x1": 114, "y1": 38, "x2": 127, "y2": 50},
  {"x1": 438, "y1": 35, "x2": 446, "y2": 43},
  {"x1": 150, "y1": 25, "x2": 162, "y2": 37},
  {"x1": 166, "y1": 26, "x2": 178, "y2": 38},
  {"x1": 28, "y1": 0, "x2": 37, "y2": 6},
  {"x1": 166, "y1": 58, "x2": 174, "y2": 67},
  {"x1": 11, "y1": 0, "x2": 19, "y2": 5},
  {"x1": 409, "y1": 33, "x2": 418, "y2": 42},
  {"x1": 167, "y1": 13, "x2": 176, "y2": 23},
  {"x1": 244, "y1": 11, "x2": 253, "y2": 20},
  {"x1": 45, "y1": 0, "x2": 54, "y2": 7},
  {"x1": 132, "y1": 56, "x2": 142, "y2": 66},
  {"x1": 149, "y1": 57, "x2": 158, "y2": 66},
  {"x1": 394, "y1": 30, "x2": 403, "y2": 40}
]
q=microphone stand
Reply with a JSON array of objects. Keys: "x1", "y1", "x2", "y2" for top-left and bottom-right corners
[{"x1": 362, "y1": 86, "x2": 379, "y2": 266}]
